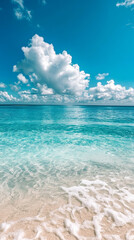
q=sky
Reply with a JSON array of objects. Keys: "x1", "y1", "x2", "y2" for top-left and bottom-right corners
[{"x1": 0, "y1": 0, "x2": 134, "y2": 105}]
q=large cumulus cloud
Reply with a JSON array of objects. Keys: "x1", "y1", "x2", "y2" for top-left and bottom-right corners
[
  {"x1": 10, "y1": 35, "x2": 134, "y2": 105},
  {"x1": 13, "y1": 34, "x2": 90, "y2": 96}
]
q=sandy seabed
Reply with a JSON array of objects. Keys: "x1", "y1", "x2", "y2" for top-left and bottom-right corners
[{"x1": 0, "y1": 176, "x2": 134, "y2": 240}]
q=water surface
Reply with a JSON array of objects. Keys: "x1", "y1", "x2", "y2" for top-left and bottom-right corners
[{"x1": 0, "y1": 106, "x2": 134, "y2": 240}]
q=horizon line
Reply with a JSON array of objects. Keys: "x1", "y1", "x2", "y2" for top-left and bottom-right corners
[{"x1": 0, "y1": 104, "x2": 134, "y2": 107}]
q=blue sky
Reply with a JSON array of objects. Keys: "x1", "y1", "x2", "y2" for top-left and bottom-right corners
[{"x1": 0, "y1": 0, "x2": 134, "y2": 104}]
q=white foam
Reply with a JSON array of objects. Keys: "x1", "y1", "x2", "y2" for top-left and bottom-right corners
[
  {"x1": 93, "y1": 214, "x2": 103, "y2": 240},
  {"x1": 106, "y1": 208, "x2": 134, "y2": 227},
  {"x1": 0, "y1": 223, "x2": 11, "y2": 232},
  {"x1": 104, "y1": 234, "x2": 121, "y2": 240},
  {"x1": 64, "y1": 218, "x2": 80, "y2": 238},
  {"x1": 126, "y1": 229, "x2": 134, "y2": 240}
]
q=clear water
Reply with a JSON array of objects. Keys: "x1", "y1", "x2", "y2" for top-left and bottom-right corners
[
  {"x1": 0, "y1": 105, "x2": 134, "y2": 194},
  {"x1": 0, "y1": 105, "x2": 134, "y2": 240}
]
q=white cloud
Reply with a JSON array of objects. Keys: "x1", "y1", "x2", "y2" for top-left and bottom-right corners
[
  {"x1": 116, "y1": 0, "x2": 134, "y2": 7},
  {"x1": 10, "y1": 35, "x2": 134, "y2": 105},
  {"x1": 17, "y1": 73, "x2": 28, "y2": 84},
  {"x1": 19, "y1": 90, "x2": 31, "y2": 95},
  {"x1": 14, "y1": 8, "x2": 32, "y2": 21},
  {"x1": 37, "y1": 83, "x2": 54, "y2": 95},
  {"x1": 18, "y1": 90, "x2": 31, "y2": 101},
  {"x1": 96, "y1": 73, "x2": 109, "y2": 80},
  {"x1": 12, "y1": 0, "x2": 24, "y2": 8},
  {"x1": 10, "y1": 84, "x2": 20, "y2": 91},
  {"x1": 12, "y1": 0, "x2": 32, "y2": 21},
  {"x1": 29, "y1": 73, "x2": 38, "y2": 82},
  {"x1": 89, "y1": 80, "x2": 134, "y2": 102},
  {"x1": 13, "y1": 34, "x2": 90, "y2": 96},
  {"x1": 16, "y1": 80, "x2": 134, "y2": 104},
  {"x1": 0, "y1": 91, "x2": 17, "y2": 102},
  {"x1": 18, "y1": 90, "x2": 40, "y2": 102},
  {"x1": 14, "y1": 8, "x2": 23, "y2": 19},
  {"x1": 1, "y1": 79, "x2": 134, "y2": 104},
  {"x1": 0, "y1": 83, "x2": 6, "y2": 88},
  {"x1": 13, "y1": 65, "x2": 18, "y2": 72}
]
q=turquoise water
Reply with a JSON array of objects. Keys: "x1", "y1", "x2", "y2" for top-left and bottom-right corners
[
  {"x1": 0, "y1": 106, "x2": 134, "y2": 240},
  {"x1": 0, "y1": 105, "x2": 134, "y2": 195}
]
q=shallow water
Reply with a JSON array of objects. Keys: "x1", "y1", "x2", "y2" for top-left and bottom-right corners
[{"x1": 0, "y1": 105, "x2": 134, "y2": 240}]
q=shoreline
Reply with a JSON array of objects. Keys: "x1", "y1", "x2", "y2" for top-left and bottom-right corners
[{"x1": 0, "y1": 175, "x2": 134, "y2": 240}]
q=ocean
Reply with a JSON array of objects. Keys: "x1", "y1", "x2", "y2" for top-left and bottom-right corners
[{"x1": 0, "y1": 105, "x2": 134, "y2": 240}]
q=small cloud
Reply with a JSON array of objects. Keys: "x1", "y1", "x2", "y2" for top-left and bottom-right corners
[
  {"x1": 17, "y1": 73, "x2": 28, "y2": 84},
  {"x1": 19, "y1": 90, "x2": 31, "y2": 95},
  {"x1": 0, "y1": 7, "x2": 2, "y2": 11},
  {"x1": 10, "y1": 84, "x2": 20, "y2": 91},
  {"x1": 13, "y1": 65, "x2": 18, "y2": 72},
  {"x1": 96, "y1": 73, "x2": 109, "y2": 80},
  {"x1": 14, "y1": 8, "x2": 32, "y2": 21},
  {"x1": 126, "y1": 22, "x2": 134, "y2": 28},
  {"x1": 14, "y1": 8, "x2": 23, "y2": 19},
  {"x1": 26, "y1": 10, "x2": 32, "y2": 20},
  {"x1": 12, "y1": 0, "x2": 32, "y2": 21},
  {"x1": 37, "y1": 83, "x2": 54, "y2": 95},
  {"x1": 0, "y1": 83, "x2": 6, "y2": 88},
  {"x1": 12, "y1": 0, "x2": 24, "y2": 9},
  {"x1": 116, "y1": 0, "x2": 134, "y2": 7}
]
